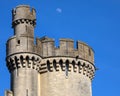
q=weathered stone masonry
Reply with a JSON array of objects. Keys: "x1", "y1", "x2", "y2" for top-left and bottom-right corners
[{"x1": 5, "y1": 5, "x2": 96, "y2": 96}]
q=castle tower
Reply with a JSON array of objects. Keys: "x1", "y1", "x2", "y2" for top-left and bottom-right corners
[
  {"x1": 6, "y1": 5, "x2": 96, "y2": 96},
  {"x1": 6, "y1": 5, "x2": 41, "y2": 96}
]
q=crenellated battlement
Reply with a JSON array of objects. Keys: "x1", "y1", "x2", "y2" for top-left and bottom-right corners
[
  {"x1": 12, "y1": 5, "x2": 36, "y2": 28},
  {"x1": 36, "y1": 37, "x2": 94, "y2": 64},
  {"x1": 12, "y1": 5, "x2": 36, "y2": 22}
]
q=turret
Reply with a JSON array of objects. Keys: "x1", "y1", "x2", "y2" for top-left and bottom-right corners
[
  {"x1": 12, "y1": 5, "x2": 36, "y2": 37},
  {"x1": 6, "y1": 5, "x2": 41, "y2": 96},
  {"x1": 6, "y1": 5, "x2": 36, "y2": 56}
]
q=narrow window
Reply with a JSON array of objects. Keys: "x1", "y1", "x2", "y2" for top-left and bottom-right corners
[{"x1": 17, "y1": 40, "x2": 20, "y2": 44}]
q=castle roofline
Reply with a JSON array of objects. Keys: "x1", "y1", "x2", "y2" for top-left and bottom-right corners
[{"x1": 15, "y1": 5, "x2": 30, "y2": 8}]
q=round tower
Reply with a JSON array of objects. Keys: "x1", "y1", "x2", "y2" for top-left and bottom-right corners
[
  {"x1": 6, "y1": 5, "x2": 41, "y2": 96},
  {"x1": 37, "y1": 38, "x2": 95, "y2": 96}
]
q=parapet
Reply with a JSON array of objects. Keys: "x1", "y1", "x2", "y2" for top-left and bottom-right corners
[
  {"x1": 36, "y1": 37, "x2": 94, "y2": 64},
  {"x1": 12, "y1": 5, "x2": 36, "y2": 27}
]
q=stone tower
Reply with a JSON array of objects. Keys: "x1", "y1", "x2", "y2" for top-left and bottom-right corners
[{"x1": 5, "y1": 5, "x2": 96, "y2": 96}]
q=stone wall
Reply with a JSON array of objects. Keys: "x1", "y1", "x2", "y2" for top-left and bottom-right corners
[{"x1": 39, "y1": 57, "x2": 95, "y2": 96}]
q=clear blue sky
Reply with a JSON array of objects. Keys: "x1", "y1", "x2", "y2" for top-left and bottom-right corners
[{"x1": 0, "y1": 0, "x2": 120, "y2": 96}]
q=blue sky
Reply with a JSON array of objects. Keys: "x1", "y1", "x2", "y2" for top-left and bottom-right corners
[{"x1": 0, "y1": 0, "x2": 120, "y2": 96}]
